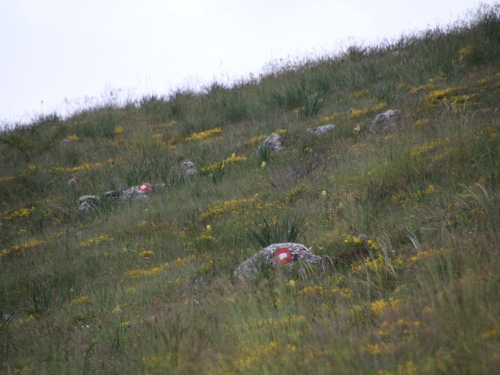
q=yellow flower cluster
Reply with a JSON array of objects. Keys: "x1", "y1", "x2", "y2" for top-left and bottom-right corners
[
  {"x1": 1, "y1": 237, "x2": 47, "y2": 259},
  {"x1": 199, "y1": 194, "x2": 258, "y2": 221},
  {"x1": 408, "y1": 248, "x2": 445, "y2": 263},
  {"x1": 358, "y1": 253, "x2": 403, "y2": 274},
  {"x1": 366, "y1": 342, "x2": 393, "y2": 356},
  {"x1": 0, "y1": 206, "x2": 35, "y2": 222},
  {"x1": 410, "y1": 138, "x2": 447, "y2": 157},
  {"x1": 125, "y1": 255, "x2": 195, "y2": 277},
  {"x1": 370, "y1": 298, "x2": 402, "y2": 316},
  {"x1": 70, "y1": 296, "x2": 91, "y2": 306},
  {"x1": 377, "y1": 318, "x2": 420, "y2": 339},
  {"x1": 414, "y1": 118, "x2": 430, "y2": 126},
  {"x1": 343, "y1": 234, "x2": 363, "y2": 244},
  {"x1": 0, "y1": 176, "x2": 16, "y2": 183},
  {"x1": 423, "y1": 87, "x2": 456, "y2": 106},
  {"x1": 410, "y1": 83, "x2": 436, "y2": 95},
  {"x1": 185, "y1": 127, "x2": 222, "y2": 141},
  {"x1": 232, "y1": 339, "x2": 303, "y2": 371},
  {"x1": 126, "y1": 265, "x2": 168, "y2": 278},
  {"x1": 243, "y1": 314, "x2": 306, "y2": 329},
  {"x1": 456, "y1": 45, "x2": 472, "y2": 61},
  {"x1": 114, "y1": 126, "x2": 124, "y2": 135},
  {"x1": 353, "y1": 89, "x2": 369, "y2": 98},
  {"x1": 196, "y1": 233, "x2": 216, "y2": 242},
  {"x1": 66, "y1": 134, "x2": 80, "y2": 141},
  {"x1": 200, "y1": 154, "x2": 248, "y2": 173},
  {"x1": 480, "y1": 329, "x2": 500, "y2": 340},
  {"x1": 79, "y1": 234, "x2": 113, "y2": 247},
  {"x1": 480, "y1": 126, "x2": 498, "y2": 141},
  {"x1": 0, "y1": 231, "x2": 62, "y2": 259},
  {"x1": 409, "y1": 184, "x2": 441, "y2": 200},
  {"x1": 341, "y1": 234, "x2": 380, "y2": 250},
  {"x1": 391, "y1": 191, "x2": 408, "y2": 207},
  {"x1": 350, "y1": 103, "x2": 387, "y2": 118},
  {"x1": 320, "y1": 111, "x2": 340, "y2": 123},
  {"x1": 274, "y1": 129, "x2": 287, "y2": 136},
  {"x1": 51, "y1": 159, "x2": 113, "y2": 173},
  {"x1": 139, "y1": 249, "x2": 154, "y2": 257},
  {"x1": 248, "y1": 135, "x2": 267, "y2": 145},
  {"x1": 284, "y1": 184, "x2": 305, "y2": 203},
  {"x1": 301, "y1": 285, "x2": 326, "y2": 295}
]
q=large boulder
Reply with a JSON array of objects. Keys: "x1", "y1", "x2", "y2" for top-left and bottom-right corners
[{"x1": 234, "y1": 243, "x2": 323, "y2": 280}]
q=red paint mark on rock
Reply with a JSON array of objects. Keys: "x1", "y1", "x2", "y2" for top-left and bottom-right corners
[
  {"x1": 138, "y1": 183, "x2": 151, "y2": 192},
  {"x1": 275, "y1": 248, "x2": 293, "y2": 264}
]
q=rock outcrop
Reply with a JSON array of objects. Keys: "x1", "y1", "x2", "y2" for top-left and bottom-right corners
[
  {"x1": 369, "y1": 110, "x2": 399, "y2": 133},
  {"x1": 234, "y1": 243, "x2": 323, "y2": 280},
  {"x1": 257, "y1": 134, "x2": 283, "y2": 156},
  {"x1": 79, "y1": 182, "x2": 165, "y2": 212},
  {"x1": 307, "y1": 124, "x2": 336, "y2": 135}
]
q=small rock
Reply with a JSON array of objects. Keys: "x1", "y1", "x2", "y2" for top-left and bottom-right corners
[
  {"x1": 307, "y1": 124, "x2": 336, "y2": 135},
  {"x1": 369, "y1": 110, "x2": 399, "y2": 133},
  {"x1": 234, "y1": 242, "x2": 323, "y2": 280},
  {"x1": 68, "y1": 178, "x2": 78, "y2": 186},
  {"x1": 257, "y1": 134, "x2": 283, "y2": 156},
  {"x1": 180, "y1": 160, "x2": 198, "y2": 176},
  {"x1": 78, "y1": 195, "x2": 100, "y2": 212},
  {"x1": 79, "y1": 201, "x2": 96, "y2": 212},
  {"x1": 79, "y1": 195, "x2": 100, "y2": 204}
]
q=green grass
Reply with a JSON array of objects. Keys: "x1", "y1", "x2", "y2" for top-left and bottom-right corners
[{"x1": 1, "y1": 4, "x2": 500, "y2": 374}]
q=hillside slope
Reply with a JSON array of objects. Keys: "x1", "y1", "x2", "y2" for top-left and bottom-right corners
[{"x1": 1, "y1": 5, "x2": 500, "y2": 374}]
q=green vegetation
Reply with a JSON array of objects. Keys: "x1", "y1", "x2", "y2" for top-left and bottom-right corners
[{"x1": 1, "y1": 4, "x2": 500, "y2": 374}]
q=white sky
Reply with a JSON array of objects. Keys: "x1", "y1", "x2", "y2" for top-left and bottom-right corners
[{"x1": 0, "y1": 0, "x2": 491, "y2": 125}]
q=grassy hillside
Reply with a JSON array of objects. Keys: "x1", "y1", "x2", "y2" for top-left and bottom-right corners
[{"x1": 1, "y1": 4, "x2": 500, "y2": 374}]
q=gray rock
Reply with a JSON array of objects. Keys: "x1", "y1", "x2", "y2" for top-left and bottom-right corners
[
  {"x1": 79, "y1": 183, "x2": 165, "y2": 211},
  {"x1": 257, "y1": 134, "x2": 283, "y2": 156},
  {"x1": 369, "y1": 110, "x2": 399, "y2": 133},
  {"x1": 68, "y1": 178, "x2": 78, "y2": 186},
  {"x1": 78, "y1": 195, "x2": 100, "y2": 212},
  {"x1": 79, "y1": 195, "x2": 100, "y2": 204},
  {"x1": 234, "y1": 242, "x2": 323, "y2": 280},
  {"x1": 307, "y1": 124, "x2": 336, "y2": 135},
  {"x1": 180, "y1": 160, "x2": 198, "y2": 176}
]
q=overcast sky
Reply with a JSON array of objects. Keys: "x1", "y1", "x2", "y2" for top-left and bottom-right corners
[{"x1": 0, "y1": 0, "x2": 492, "y2": 125}]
